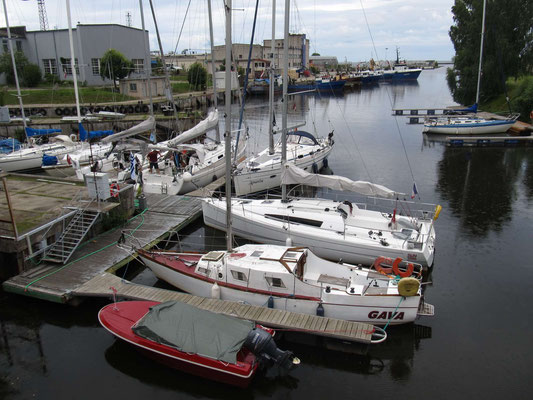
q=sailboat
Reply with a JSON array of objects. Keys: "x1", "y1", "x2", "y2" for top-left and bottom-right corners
[
  {"x1": 139, "y1": 0, "x2": 433, "y2": 329},
  {"x1": 140, "y1": 1, "x2": 247, "y2": 195},
  {"x1": 423, "y1": 0, "x2": 519, "y2": 135},
  {"x1": 232, "y1": 3, "x2": 333, "y2": 196},
  {"x1": 0, "y1": 0, "x2": 83, "y2": 172}
]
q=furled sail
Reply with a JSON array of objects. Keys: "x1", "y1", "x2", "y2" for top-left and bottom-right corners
[
  {"x1": 166, "y1": 109, "x2": 219, "y2": 147},
  {"x1": 100, "y1": 116, "x2": 156, "y2": 143},
  {"x1": 281, "y1": 163, "x2": 403, "y2": 199}
]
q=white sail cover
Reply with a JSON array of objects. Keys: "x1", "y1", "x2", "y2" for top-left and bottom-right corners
[
  {"x1": 149, "y1": 143, "x2": 206, "y2": 163},
  {"x1": 100, "y1": 116, "x2": 156, "y2": 143},
  {"x1": 166, "y1": 109, "x2": 219, "y2": 147},
  {"x1": 281, "y1": 163, "x2": 403, "y2": 199}
]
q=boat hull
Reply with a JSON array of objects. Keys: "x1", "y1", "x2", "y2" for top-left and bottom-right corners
[
  {"x1": 234, "y1": 145, "x2": 333, "y2": 196},
  {"x1": 139, "y1": 252, "x2": 421, "y2": 325},
  {"x1": 202, "y1": 199, "x2": 435, "y2": 268},
  {"x1": 98, "y1": 301, "x2": 258, "y2": 387},
  {"x1": 382, "y1": 70, "x2": 421, "y2": 80},
  {"x1": 423, "y1": 119, "x2": 515, "y2": 135}
]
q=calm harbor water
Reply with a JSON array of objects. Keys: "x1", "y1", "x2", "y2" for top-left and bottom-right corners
[{"x1": 2, "y1": 67, "x2": 532, "y2": 399}]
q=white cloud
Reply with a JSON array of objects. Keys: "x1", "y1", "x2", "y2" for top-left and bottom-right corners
[{"x1": 1, "y1": 0, "x2": 455, "y2": 61}]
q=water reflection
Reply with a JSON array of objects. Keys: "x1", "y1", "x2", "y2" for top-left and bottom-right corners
[{"x1": 436, "y1": 147, "x2": 532, "y2": 236}]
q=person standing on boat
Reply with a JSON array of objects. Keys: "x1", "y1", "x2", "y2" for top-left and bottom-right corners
[{"x1": 147, "y1": 149, "x2": 160, "y2": 173}]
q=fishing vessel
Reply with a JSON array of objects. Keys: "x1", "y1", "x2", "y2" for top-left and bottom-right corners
[{"x1": 98, "y1": 300, "x2": 299, "y2": 387}]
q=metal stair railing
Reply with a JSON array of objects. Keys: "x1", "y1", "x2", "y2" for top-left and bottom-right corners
[{"x1": 41, "y1": 200, "x2": 101, "y2": 264}]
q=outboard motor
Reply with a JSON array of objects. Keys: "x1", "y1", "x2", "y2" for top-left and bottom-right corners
[{"x1": 244, "y1": 328, "x2": 300, "y2": 372}]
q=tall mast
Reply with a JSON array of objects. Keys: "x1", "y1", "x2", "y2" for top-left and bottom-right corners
[
  {"x1": 139, "y1": 0, "x2": 154, "y2": 119},
  {"x1": 268, "y1": 0, "x2": 276, "y2": 155},
  {"x1": 475, "y1": 0, "x2": 487, "y2": 107},
  {"x1": 281, "y1": 0, "x2": 290, "y2": 202},
  {"x1": 224, "y1": 0, "x2": 233, "y2": 251},
  {"x1": 207, "y1": 0, "x2": 220, "y2": 143},
  {"x1": 2, "y1": 0, "x2": 27, "y2": 131},
  {"x1": 66, "y1": 0, "x2": 81, "y2": 124},
  {"x1": 148, "y1": 0, "x2": 179, "y2": 126}
]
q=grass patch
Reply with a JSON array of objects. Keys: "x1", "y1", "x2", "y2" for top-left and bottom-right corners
[
  {"x1": 483, "y1": 75, "x2": 533, "y2": 122},
  {"x1": 4, "y1": 87, "x2": 135, "y2": 105},
  {"x1": 172, "y1": 81, "x2": 192, "y2": 94}
]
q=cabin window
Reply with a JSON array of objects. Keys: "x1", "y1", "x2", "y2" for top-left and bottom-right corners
[
  {"x1": 250, "y1": 250, "x2": 263, "y2": 257},
  {"x1": 264, "y1": 214, "x2": 323, "y2": 227},
  {"x1": 231, "y1": 270, "x2": 248, "y2": 282},
  {"x1": 197, "y1": 267, "x2": 210, "y2": 276},
  {"x1": 284, "y1": 251, "x2": 300, "y2": 260},
  {"x1": 265, "y1": 277, "x2": 286, "y2": 288}
]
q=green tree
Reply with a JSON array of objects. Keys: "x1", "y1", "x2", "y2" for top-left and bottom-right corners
[
  {"x1": 22, "y1": 64, "x2": 42, "y2": 87},
  {"x1": 99, "y1": 49, "x2": 134, "y2": 91},
  {"x1": 311, "y1": 52, "x2": 320, "y2": 56},
  {"x1": 448, "y1": 0, "x2": 533, "y2": 106},
  {"x1": 0, "y1": 51, "x2": 29, "y2": 85},
  {"x1": 187, "y1": 62, "x2": 207, "y2": 90}
]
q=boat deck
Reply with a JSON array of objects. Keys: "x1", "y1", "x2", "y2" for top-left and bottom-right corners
[
  {"x1": 74, "y1": 272, "x2": 377, "y2": 345},
  {"x1": 2, "y1": 194, "x2": 203, "y2": 303}
]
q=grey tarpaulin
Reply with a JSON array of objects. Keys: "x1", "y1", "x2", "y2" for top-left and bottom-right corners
[{"x1": 132, "y1": 301, "x2": 255, "y2": 364}]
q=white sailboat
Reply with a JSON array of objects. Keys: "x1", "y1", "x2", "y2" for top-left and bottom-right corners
[
  {"x1": 139, "y1": 0, "x2": 433, "y2": 330},
  {"x1": 140, "y1": 1, "x2": 246, "y2": 196},
  {"x1": 423, "y1": 0, "x2": 518, "y2": 135},
  {"x1": 203, "y1": 164, "x2": 440, "y2": 268},
  {"x1": 232, "y1": 2, "x2": 333, "y2": 196}
]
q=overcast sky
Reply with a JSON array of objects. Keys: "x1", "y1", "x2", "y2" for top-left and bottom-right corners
[{"x1": 2, "y1": 0, "x2": 455, "y2": 62}]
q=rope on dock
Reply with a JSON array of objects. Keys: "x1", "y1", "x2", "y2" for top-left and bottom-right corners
[{"x1": 23, "y1": 209, "x2": 149, "y2": 291}]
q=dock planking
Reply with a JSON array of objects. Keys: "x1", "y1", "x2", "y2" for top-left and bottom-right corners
[
  {"x1": 2, "y1": 195, "x2": 203, "y2": 303},
  {"x1": 74, "y1": 272, "x2": 377, "y2": 344}
]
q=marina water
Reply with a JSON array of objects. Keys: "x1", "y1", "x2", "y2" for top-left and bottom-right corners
[{"x1": 1, "y1": 67, "x2": 532, "y2": 399}]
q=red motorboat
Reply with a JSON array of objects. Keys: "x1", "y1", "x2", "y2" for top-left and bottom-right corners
[{"x1": 98, "y1": 300, "x2": 299, "y2": 388}]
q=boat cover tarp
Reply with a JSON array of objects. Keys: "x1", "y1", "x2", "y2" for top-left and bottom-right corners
[
  {"x1": 132, "y1": 301, "x2": 254, "y2": 364},
  {"x1": 100, "y1": 116, "x2": 156, "y2": 143},
  {"x1": 166, "y1": 110, "x2": 219, "y2": 147},
  {"x1": 79, "y1": 123, "x2": 114, "y2": 141},
  {"x1": 149, "y1": 143, "x2": 206, "y2": 163},
  {"x1": 0, "y1": 138, "x2": 21, "y2": 153},
  {"x1": 25, "y1": 127, "x2": 62, "y2": 137},
  {"x1": 281, "y1": 163, "x2": 403, "y2": 199}
]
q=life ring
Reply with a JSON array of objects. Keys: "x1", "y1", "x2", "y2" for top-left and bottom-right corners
[
  {"x1": 392, "y1": 257, "x2": 414, "y2": 278},
  {"x1": 373, "y1": 256, "x2": 394, "y2": 274},
  {"x1": 110, "y1": 183, "x2": 120, "y2": 198}
]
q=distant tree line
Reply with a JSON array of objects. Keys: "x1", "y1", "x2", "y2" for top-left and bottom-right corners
[{"x1": 447, "y1": 0, "x2": 533, "y2": 110}]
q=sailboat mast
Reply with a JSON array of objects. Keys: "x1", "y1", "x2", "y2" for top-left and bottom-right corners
[
  {"x1": 139, "y1": 0, "x2": 154, "y2": 119},
  {"x1": 281, "y1": 0, "x2": 290, "y2": 202},
  {"x1": 224, "y1": 0, "x2": 233, "y2": 251},
  {"x1": 66, "y1": 0, "x2": 81, "y2": 124},
  {"x1": 207, "y1": 0, "x2": 220, "y2": 143},
  {"x1": 148, "y1": 0, "x2": 179, "y2": 126},
  {"x1": 268, "y1": 0, "x2": 276, "y2": 155},
  {"x1": 2, "y1": 0, "x2": 27, "y2": 131},
  {"x1": 475, "y1": 0, "x2": 487, "y2": 106}
]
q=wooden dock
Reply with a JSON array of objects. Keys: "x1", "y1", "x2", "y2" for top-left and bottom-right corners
[
  {"x1": 74, "y1": 272, "x2": 379, "y2": 345},
  {"x1": 446, "y1": 135, "x2": 533, "y2": 147},
  {"x1": 2, "y1": 194, "x2": 203, "y2": 303}
]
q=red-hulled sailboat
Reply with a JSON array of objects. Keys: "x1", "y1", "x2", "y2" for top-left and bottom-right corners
[{"x1": 98, "y1": 300, "x2": 299, "y2": 388}]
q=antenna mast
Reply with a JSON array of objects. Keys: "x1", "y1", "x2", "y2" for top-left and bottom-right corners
[{"x1": 37, "y1": 0, "x2": 49, "y2": 31}]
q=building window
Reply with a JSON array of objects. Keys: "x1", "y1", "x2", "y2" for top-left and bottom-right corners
[
  {"x1": 231, "y1": 270, "x2": 248, "y2": 282},
  {"x1": 132, "y1": 59, "x2": 144, "y2": 73},
  {"x1": 265, "y1": 276, "x2": 286, "y2": 288},
  {"x1": 3, "y1": 40, "x2": 8, "y2": 52},
  {"x1": 42, "y1": 59, "x2": 58, "y2": 75},
  {"x1": 62, "y1": 58, "x2": 79, "y2": 75},
  {"x1": 91, "y1": 58, "x2": 100, "y2": 75},
  {"x1": 129, "y1": 83, "x2": 137, "y2": 92},
  {"x1": 16, "y1": 41, "x2": 22, "y2": 51}
]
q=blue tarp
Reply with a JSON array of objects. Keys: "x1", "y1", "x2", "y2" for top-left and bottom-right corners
[
  {"x1": 79, "y1": 123, "x2": 113, "y2": 141},
  {"x1": 0, "y1": 138, "x2": 21, "y2": 153},
  {"x1": 25, "y1": 127, "x2": 62, "y2": 137},
  {"x1": 42, "y1": 154, "x2": 59, "y2": 166}
]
